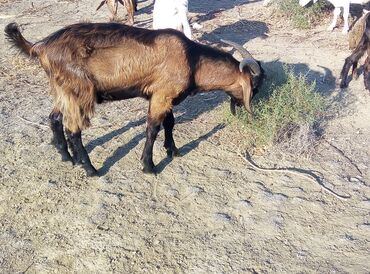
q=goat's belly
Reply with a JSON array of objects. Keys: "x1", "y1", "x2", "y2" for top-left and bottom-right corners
[{"x1": 96, "y1": 87, "x2": 146, "y2": 103}]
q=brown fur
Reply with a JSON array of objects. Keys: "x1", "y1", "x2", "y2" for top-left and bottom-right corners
[
  {"x1": 6, "y1": 23, "x2": 258, "y2": 132},
  {"x1": 5, "y1": 22, "x2": 263, "y2": 174},
  {"x1": 349, "y1": 11, "x2": 370, "y2": 50}
]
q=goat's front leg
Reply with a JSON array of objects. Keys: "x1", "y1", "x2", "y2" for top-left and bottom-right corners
[
  {"x1": 163, "y1": 110, "x2": 180, "y2": 158},
  {"x1": 340, "y1": 35, "x2": 367, "y2": 88},
  {"x1": 328, "y1": 7, "x2": 341, "y2": 31},
  {"x1": 49, "y1": 110, "x2": 73, "y2": 163},
  {"x1": 141, "y1": 97, "x2": 173, "y2": 173},
  {"x1": 342, "y1": 5, "x2": 350, "y2": 34},
  {"x1": 141, "y1": 118, "x2": 161, "y2": 174},
  {"x1": 66, "y1": 130, "x2": 98, "y2": 176}
]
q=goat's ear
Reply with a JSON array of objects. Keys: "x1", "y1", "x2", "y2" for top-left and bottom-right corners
[{"x1": 240, "y1": 77, "x2": 253, "y2": 114}]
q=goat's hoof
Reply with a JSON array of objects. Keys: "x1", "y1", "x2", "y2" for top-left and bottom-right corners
[
  {"x1": 72, "y1": 157, "x2": 82, "y2": 166},
  {"x1": 340, "y1": 81, "x2": 348, "y2": 88},
  {"x1": 84, "y1": 165, "x2": 99, "y2": 177},
  {"x1": 61, "y1": 152, "x2": 73, "y2": 163},
  {"x1": 142, "y1": 164, "x2": 156, "y2": 174},
  {"x1": 142, "y1": 167, "x2": 156, "y2": 174},
  {"x1": 166, "y1": 148, "x2": 181, "y2": 158}
]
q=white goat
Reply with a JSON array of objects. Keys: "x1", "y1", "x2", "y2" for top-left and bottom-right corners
[
  {"x1": 152, "y1": 0, "x2": 192, "y2": 40},
  {"x1": 299, "y1": 0, "x2": 370, "y2": 34}
]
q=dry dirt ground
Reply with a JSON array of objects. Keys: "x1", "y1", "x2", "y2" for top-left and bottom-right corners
[{"x1": 0, "y1": 0, "x2": 369, "y2": 273}]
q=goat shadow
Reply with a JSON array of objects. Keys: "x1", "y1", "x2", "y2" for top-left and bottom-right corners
[{"x1": 89, "y1": 118, "x2": 225, "y2": 175}]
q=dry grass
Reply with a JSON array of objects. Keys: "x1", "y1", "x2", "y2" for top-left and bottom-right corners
[
  {"x1": 274, "y1": 0, "x2": 331, "y2": 29},
  {"x1": 221, "y1": 67, "x2": 325, "y2": 157}
]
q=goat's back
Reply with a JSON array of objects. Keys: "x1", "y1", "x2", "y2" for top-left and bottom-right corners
[{"x1": 34, "y1": 23, "x2": 193, "y2": 96}]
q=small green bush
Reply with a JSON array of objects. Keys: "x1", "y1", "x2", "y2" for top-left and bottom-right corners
[
  {"x1": 223, "y1": 67, "x2": 325, "y2": 151},
  {"x1": 276, "y1": 0, "x2": 329, "y2": 29}
]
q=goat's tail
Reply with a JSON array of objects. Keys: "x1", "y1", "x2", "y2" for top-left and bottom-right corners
[{"x1": 4, "y1": 23, "x2": 35, "y2": 57}]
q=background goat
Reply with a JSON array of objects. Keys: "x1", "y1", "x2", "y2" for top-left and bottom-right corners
[
  {"x1": 153, "y1": 0, "x2": 192, "y2": 40},
  {"x1": 340, "y1": 11, "x2": 370, "y2": 89},
  {"x1": 299, "y1": 0, "x2": 370, "y2": 33},
  {"x1": 96, "y1": 0, "x2": 137, "y2": 25},
  {"x1": 349, "y1": 9, "x2": 370, "y2": 49},
  {"x1": 5, "y1": 22, "x2": 264, "y2": 176}
]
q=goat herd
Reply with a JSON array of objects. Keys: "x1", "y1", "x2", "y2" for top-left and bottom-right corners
[{"x1": 3, "y1": 0, "x2": 370, "y2": 176}]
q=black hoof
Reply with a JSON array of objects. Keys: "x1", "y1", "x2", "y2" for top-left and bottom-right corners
[
  {"x1": 142, "y1": 164, "x2": 156, "y2": 174},
  {"x1": 72, "y1": 157, "x2": 82, "y2": 166},
  {"x1": 84, "y1": 165, "x2": 99, "y2": 177},
  {"x1": 61, "y1": 152, "x2": 73, "y2": 163},
  {"x1": 165, "y1": 146, "x2": 181, "y2": 158},
  {"x1": 340, "y1": 81, "x2": 348, "y2": 89}
]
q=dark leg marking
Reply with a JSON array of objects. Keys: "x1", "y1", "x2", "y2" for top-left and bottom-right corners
[
  {"x1": 163, "y1": 111, "x2": 180, "y2": 158},
  {"x1": 66, "y1": 130, "x2": 98, "y2": 177},
  {"x1": 49, "y1": 111, "x2": 73, "y2": 162},
  {"x1": 141, "y1": 119, "x2": 160, "y2": 174}
]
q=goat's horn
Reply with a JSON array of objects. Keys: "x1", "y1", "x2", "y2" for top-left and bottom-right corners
[
  {"x1": 221, "y1": 39, "x2": 253, "y2": 59},
  {"x1": 221, "y1": 39, "x2": 260, "y2": 76},
  {"x1": 239, "y1": 58, "x2": 261, "y2": 77}
]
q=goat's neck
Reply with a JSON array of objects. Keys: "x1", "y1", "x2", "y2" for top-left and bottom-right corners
[{"x1": 194, "y1": 57, "x2": 240, "y2": 94}]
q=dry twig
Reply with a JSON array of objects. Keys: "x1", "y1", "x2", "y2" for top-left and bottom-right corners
[
  {"x1": 18, "y1": 116, "x2": 49, "y2": 129},
  {"x1": 238, "y1": 151, "x2": 351, "y2": 201}
]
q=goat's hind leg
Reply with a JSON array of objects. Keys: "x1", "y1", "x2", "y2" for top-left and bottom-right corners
[
  {"x1": 141, "y1": 117, "x2": 160, "y2": 174},
  {"x1": 342, "y1": 4, "x2": 350, "y2": 34},
  {"x1": 66, "y1": 130, "x2": 98, "y2": 176},
  {"x1": 328, "y1": 7, "x2": 341, "y2": 31},
  {"x1": 163, "y1": 110, "x2": 180, "y2": 158},
  {"x1": 49, "y1": 109, "x2": 73, "y2": 163},
  {"x1": 340, "y1": 35, "x2": 368, "y2": 88},
  {"x1": 56, "y1": 78, "x2": 98, "y2": 176}
]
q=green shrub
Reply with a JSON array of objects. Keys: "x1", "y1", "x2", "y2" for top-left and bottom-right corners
[
  {"x1": 222, "y1": 67, "x2": 325, "y2": 151},
  {"x1": 276, "y1": 0, "x2": 329, "y2": 29}
]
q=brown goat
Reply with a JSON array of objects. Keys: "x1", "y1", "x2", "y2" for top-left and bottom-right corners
[
  {"x1": 5, "y1": 22, "x2": 264, "y2": 176},
  {"x1": 96, "y1": 0, "x2": 137, "y2": 25},
  {"x1": 340, "y1": 11, "x2": 370, "y2": 90}
]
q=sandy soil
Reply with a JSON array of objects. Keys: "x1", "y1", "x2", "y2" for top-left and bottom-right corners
[{"x1": 0, "y1": 0, "x2": 369, "y2": 273}]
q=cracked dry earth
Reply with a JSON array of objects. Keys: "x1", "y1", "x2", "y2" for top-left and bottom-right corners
[{"x1": 0, "y1": 0, "x2": 369, "y2": 273}]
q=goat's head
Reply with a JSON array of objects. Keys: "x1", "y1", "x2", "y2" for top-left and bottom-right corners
[{"x1": 221, "y1": 39, "x2": 264, "y2": 115}]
